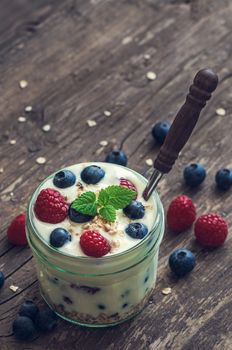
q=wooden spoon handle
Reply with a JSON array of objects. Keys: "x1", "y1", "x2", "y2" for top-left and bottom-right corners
[{"x1": 153, "y1": 68, "x2": 218, "y2": 173}]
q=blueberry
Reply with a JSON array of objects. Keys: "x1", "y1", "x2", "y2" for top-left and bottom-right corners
[
  {"x1": 151, "y1": 121, "x2": 170, "y2": 145},
  {"x1": 0, "y1": 271, "x2": 5, "y2": 289},
  {"x1": 169, "y1": 248, "x2": 196, "y2": 277},
  {"x1": 122, "y1": 303, "x2": 128, "y2": 308},
  {"x1": 34, "y1": 308, "x2": 57, "y2": 332},
  {"x1": 12, "y1": 315, "x2": 37, "y2": 340},
  {"x1": 97, "y1": 304, "x2": 106, "y2": 310},
  {"x1": 105, "y1": 150, "x2": 128, "y2": 166},
  {"x1": 215, "y1": 168, "x2": 232, "y2": 190},
  {"x1": 125, "y1": 223, "x2": 148, "y2": 239},
  {"x1": 53, "y1": 169, "x2": 76, "y2": 188},
  {"x1": 68, "y1": 206, "x2": 94, "y2": 223},
  {"x1": 19, "y1": 300, "x2": 39, "y2": 321},
  {"x1": 49, "y1": 228, "x2": 71, "y2": 248},
  {"x1": 81, "y1": 165, "x2": 105, "y2": 184},
  {"x1": 123, "y1": 201, "x2": 145, "y2": 219},
  {"x1": 184, "y1": 163, "x2": 206, "y2": 187}
]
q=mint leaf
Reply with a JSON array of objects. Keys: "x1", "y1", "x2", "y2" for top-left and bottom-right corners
[
  {"x1": 104, "y1": 185, "x2": 135, "y2": 209},
  {"x1": 98, "y1": 188, "x2": 110, "y2": 206},
  {"x1": 99, "y1": 205, "x2": 116, "y2": 222},
  {"x1": 71, "y1": 192, "x2": 97, "y2": 216}
]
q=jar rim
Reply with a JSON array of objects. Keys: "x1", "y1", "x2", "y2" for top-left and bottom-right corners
[{"x1": 27, "y1": 162, "x2": 164, "y2": 263}]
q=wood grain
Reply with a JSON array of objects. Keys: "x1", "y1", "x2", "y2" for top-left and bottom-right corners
[{"x1": 0, "y1": 0, "x2": 232, "y2": 349}]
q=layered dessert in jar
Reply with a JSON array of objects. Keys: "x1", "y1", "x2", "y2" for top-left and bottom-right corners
[{"x1": 26, "y1": 163, "x2": 164, "y2": 326}]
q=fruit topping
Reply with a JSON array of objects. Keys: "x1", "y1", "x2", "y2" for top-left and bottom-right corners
[
  {"x1": 53, "y1": 169, "x2": 76, "y2": 188},
  {"x1": 34, "y1": 188, "x2": 68, "y2": 224}
]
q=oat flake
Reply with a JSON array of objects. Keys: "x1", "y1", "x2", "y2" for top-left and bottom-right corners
[
  {"x1": 87, "y1": 120, "x2": 97, "y2": 127},
  {"x1": 25, "y1": 106, "x2": 32, "y2": 112},
  {"x1": 19, "y1": 80, "x2": 28, "y2": 89},
  {"x1": 36, "y1": 157, "x2": 47, "y2": 165},
  {"x1": 104, "y1": 110, "x2": 111, "y2": 117},
  {"x1": 146, "y1": 71, "x2": 157, "y2": 81},
  {"x1": 145, "y1": 158, "x2": 153, "y2": 166},
  {"x1": 162, "y1": 287, "x2": 172, "y2": 295},
  {"x1": 18, "y1": 116, "x2": 26, "y2": 123},
  {"x1": 42, "y1": 124, "x2": 51, "y2": 132},
  {"x1": 10, "y1": 285, "x2": 19, "y2": 292},
  {"x1": 9, "y1": 139, "x2": 16, "y2": 145},
  {"x1": 216, "y1": 108, "x2": 226, "y2": 116},
  {"x1": 99, "y1": 140, "x2": 108, "y2": 147},
  {"x1": 0, "y1": 167, "x2": 4, "y2": 173},
  {"x1": 144, "y1": 54, "x2": 151, "y2": 60},
  {"x1": 122, "y1": 36, "x2": 132, "y2": 45}
]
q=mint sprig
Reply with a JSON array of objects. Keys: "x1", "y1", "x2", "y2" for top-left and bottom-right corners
[
  {"x1": 71, "y1": 192, "x2": 97, "y2": 216},
  {"x1": 71, "y1": 185, "x2": 136, "y2": 222}
]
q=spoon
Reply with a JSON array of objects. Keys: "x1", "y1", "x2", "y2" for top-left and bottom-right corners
[{"x1": 143, "y1": 68, "x2": 218, "y2": 201}]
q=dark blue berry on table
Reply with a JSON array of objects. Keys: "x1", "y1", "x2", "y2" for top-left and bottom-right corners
[
  {"x1": 183, "y1": 163, "x2": 206, "y2": 187},
  {"x1": 12, "y1": 316, "x2": 37, "y2": 340},
  {"x1": 49, "y1": 228, "x2": 71, "y2": 248},
  {"x1": 169, "y1": 248, "x2": 196, "y2": 277},
  {"x1": 53, "y1": 169, "x2": 76, "y2": 188},
  {"x1": 81, "y1": 165, "x2": 105, "y2": 184},
  {"x1": 151, "y1": 121, "x2": 170, "y2": 145},
  {"x1": 19, "y1": 300, "x2": 39, "y2": 321},
  {"x1": 215, "y1": 168, "x2": 232, "y2": 190},
  {"x1": 0, "y1": 271, "x2": 5, "y2": 288},
  {"x1": 125, "y1": 223, "x2": 148, "y2": 239},
  {"x1": 105, "y1": 150, "x2": 128, "y2": 166},
  {"x1": 68, "y1": 206, "x2": 95, "y2": 223},
  {"x1": 123, "y1": 201, "x2": 145, "y2": 219},
  {"x1": 34, "y1": 308, "x2": 57, "y2": 332}
]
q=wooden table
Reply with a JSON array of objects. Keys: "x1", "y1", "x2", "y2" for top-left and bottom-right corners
[{"x1": 0, "y1": 0, "x2": 231, "y2": 349}]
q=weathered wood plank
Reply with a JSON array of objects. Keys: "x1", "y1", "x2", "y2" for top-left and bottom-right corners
[{"x1": 0, "y1": 0, "x2": 232, "y2": 349}]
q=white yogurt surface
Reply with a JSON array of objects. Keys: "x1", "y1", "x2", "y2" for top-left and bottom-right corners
[{"x1": 32, "y1": 163, "x2": 157, "y2": 257}]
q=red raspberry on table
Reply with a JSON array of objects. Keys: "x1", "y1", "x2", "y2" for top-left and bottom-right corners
[
  {"x1": 167, "y1": 195, "x2": 196, "y2": 232},
  {"x1": 80, "y1": 230, "x2": 111, "y2": 257},
  {"x1": 7, "y1": 213, "x2": 27, "y2": 246},
  {"x1": 194, "y1": 213, "x2": 228, "y2": 247},
  {"x1": 34, "y1": 188, "x2": 68, "y2": 224},
  {"x1": 119, "y1": 178, "x2": 137, "y2": 199}
]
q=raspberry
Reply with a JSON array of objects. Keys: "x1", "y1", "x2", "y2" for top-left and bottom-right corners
[
  {"x1": 119, "y1": 178, "x2": 137, "y2": 198},
  {"x1": 167, "y1": 195, "x2": 196, "y2": 232},
  {"x1": 34, "y1": 188, "x2": 68, "y2": 224},
  {"x1": 194, "y1": 213, "x2": 228, "y2": 247},
  {"x1": 80, "y1": 230, "x2": 111, "y2": 257},
  {"x1": 7, "y1": 213, "x2": 27, "y2": 246}
]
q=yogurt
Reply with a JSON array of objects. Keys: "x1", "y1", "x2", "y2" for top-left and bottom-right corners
[
  {"x1": 32, "y1": 162, "x2": 157, "y2": 256},
  {"x1": 27, "y1": 163, "x2": 164, "y2": 326}
]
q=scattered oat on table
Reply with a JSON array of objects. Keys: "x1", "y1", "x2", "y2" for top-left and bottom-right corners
[
  {"x1": 19, "y1": 80, "x2": 28, "y2": 89},
  {"x1": 18, "y1": 116, "x2": 26, "y2": 123},
  {"x1": 104, "y1": 110, "x2": 111, "y2": 117},
  {"x1": 122, "y1": 36, "x2": 132, "y2": 45},
  {"x1": 0, "y1": 167, "x2": 4, "y2": 173},
  {"x1": 144, "y1": 54, "x2": 151, "y2": 60},
  {"x1": 10, "y1": 285, "x2": 19, "y2": 292},
  {"x1": 99, "y1": 140, "x2": 108, "y2": 147},
  {"x1": 216, "y1": 108, "x2": 226, "y2": 116},
  {"x1": 162, "y1": 287, "x2": 172, "y2": 295},
  {"x1": 146, "y1": 71, "x2": 157, "y2": 81},
  {"x1": 145, "y1": 158, "x2": 153, "y2": 166},
  {"x1": 87, "y1": 120, "x2": 97, "y2": 127},
  {"x1": 9, "y1": 139, "x2": 16, "y2": 145},
  {"x1": 36, "y1": 157, "x2": 47, "y2": 165},
  {"x1": 17, "y1": 43, "x2": 24, "y2": 50},
  {"x1": 18, "y1": 159, "x2": 25, "y2": 166},
  {"x1": 42, "y1": 124, "x2": 51, "y2": 132},
  {"x1": 25, "y1": 105, "x2": 32, "y2": 112}
]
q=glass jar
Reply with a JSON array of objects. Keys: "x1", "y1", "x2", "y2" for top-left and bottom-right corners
[{"x1": 26, "y1": 170, "x2": 164, "y2": 327}]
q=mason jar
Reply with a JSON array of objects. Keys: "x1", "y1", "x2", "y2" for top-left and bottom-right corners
[{"x1": 26, "y1": 166, "x2": 164, "y2": 327}]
